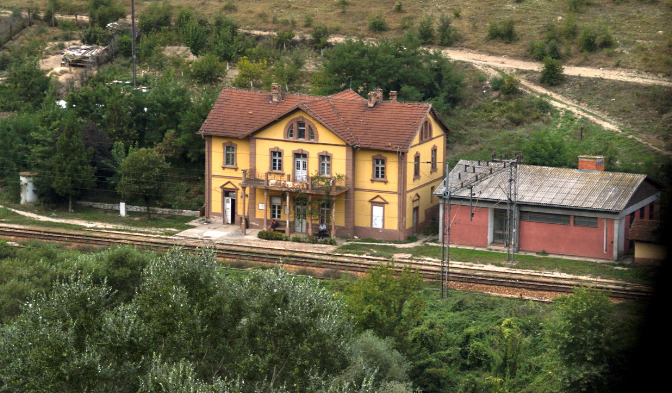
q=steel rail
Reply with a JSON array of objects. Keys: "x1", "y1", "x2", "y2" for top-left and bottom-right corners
[{"x1": 0, "y1": 224, "x2": 653, "y2": 301}]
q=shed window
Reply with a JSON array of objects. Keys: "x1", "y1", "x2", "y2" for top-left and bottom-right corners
[
  {"x1": 520, "y1": 211, "x2": 570, "y2": 225},
  {"x1": 574, "y1": 216, "x2": 598, "y2": 228}
]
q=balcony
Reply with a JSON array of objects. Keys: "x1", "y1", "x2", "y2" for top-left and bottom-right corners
[{"x1": 240, "y1": 169, "x2": 347, "y2": 195}]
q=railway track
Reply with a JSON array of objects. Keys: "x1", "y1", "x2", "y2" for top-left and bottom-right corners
[{"x1": 0, "y1": 224, "x2": 654, "y2": 301}]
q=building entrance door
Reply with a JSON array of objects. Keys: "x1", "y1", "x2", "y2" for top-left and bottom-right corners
[
  {"x1": 493, "y1": 209, "x2": 507, "y2": 245},
  {"x1": 223, "y1": 192, "x2": 236, "y2": 224},
  {"x1": 294, "y1": 153, "x2": 307, "y2": 182},
  {"x1": 294, "y1": 205, "x2": 307, "y2": 233},
  {"x1": 412, "y1": 206, "x2": 419, "y2": 234}
]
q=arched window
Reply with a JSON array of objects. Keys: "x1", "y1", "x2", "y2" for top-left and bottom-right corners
[
  {"x1": 284, "y1": 116, "x2": 318, "y2": 142},
  {"x1": 420, "y1": 120, "x2": 432, "y2": 142}
]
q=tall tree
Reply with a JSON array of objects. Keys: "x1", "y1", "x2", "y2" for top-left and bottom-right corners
[
  {"x1": 117, "y1": 148, "x2": 170, "y2": 219},
  {"x1": 345, "y1": 264, "x2": 425, "y2": 350},
  {"x1": 547, "y1": 287, "x2": 615, "y2": 393},
  {"x1": 88, "y1": 0, "x2": 125, "y2": 27},
  {"x1": 49, "y1": 113, "x2": 96, "y2": 212},
  {"x1": 1, "y1": 57, "x2": 51, "y2": 111},
  {"x1": 311, "y1": 35, "x2": 463, "y2": 111}
]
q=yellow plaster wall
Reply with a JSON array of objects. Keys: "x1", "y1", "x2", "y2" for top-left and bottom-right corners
[
  {"x1": 404, "y1": 114, "x2": 446, "y2": 230},
  {"x1": 253, "y1": 111, "x2": 348, "y2": 181},
  {"x1": 353, "y1": 150, "x2": 401, "y2": 230},
  {"x1": 353, "y1": 190, "x2": 399, "y2": 229},
  {"x1": 244, "y1": 111, "x2": 349, "y2": 224},
  {"x1": 210, "y1": 137, "x2": 249, "y2": 215},
  {"x1": 634, "y1": 241, "x2": 667, "y2": 261}
]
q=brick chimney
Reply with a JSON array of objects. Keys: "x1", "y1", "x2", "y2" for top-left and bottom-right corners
[
  {"x1": 389, "y1": 91, "x2": 397, "y2": 102},
  {"x1": 578, "y1": 155, "x2": 605, "y2": 171},
  {"x1": 271, "y1": 82, "x2": 282, "y2": 102},
  {"x1": 368, "y1": 89, "x2": 383, "y2": 108}
]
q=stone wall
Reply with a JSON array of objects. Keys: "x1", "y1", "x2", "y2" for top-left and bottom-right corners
[{"x1": 77, "y1": 201, "x2": 200, "y2": 217}]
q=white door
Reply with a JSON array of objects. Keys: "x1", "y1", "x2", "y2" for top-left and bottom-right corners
[
  {"x1": 372, "y1": 205, "x2": 384, "y2": 229},
  {"x1": 224, "y1": 197, "x2": 233, "y2": 224},
  {"x1": 295, "y1": 205, "x2": 307, "y2": 232},
  {"x1": 294, "y1": 153, "x2": 307, "y2": 182}
]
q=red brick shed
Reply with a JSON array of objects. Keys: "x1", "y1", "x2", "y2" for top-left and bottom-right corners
[{"x1": 435, "y1": 158, "x2": 661, "y2": 260}]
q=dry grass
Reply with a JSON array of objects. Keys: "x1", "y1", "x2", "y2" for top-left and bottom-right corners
[{"x1": 5, "y1": 0, "x2": 671, "y2": 74}]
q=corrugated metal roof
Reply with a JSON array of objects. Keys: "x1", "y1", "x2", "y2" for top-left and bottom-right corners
[{"x1": 434, "y1": 159, "x2": 651, "y2": 212}]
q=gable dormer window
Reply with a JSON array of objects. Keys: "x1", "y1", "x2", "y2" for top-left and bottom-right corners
[
  {"x1": 284, "y1": 116, "x2": 318, "y2": 142},
  {"x1": 420, "y1": 120, "x2": 432, "y2": 142}
]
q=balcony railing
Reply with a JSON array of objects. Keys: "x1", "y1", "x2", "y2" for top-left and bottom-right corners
[{"x1": 240, "y1": 169, "x2": 346, "y2": 194}]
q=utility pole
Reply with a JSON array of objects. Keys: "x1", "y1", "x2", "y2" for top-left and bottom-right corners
[
  {"x1": 131, "y1": 0, "x2": 136, "y2": 87},
  {"x1": 440, "y1": 156, "x2": 521, "y2": 293},
  {"x1": 493, "y1": 156, "x2": 520, "y2": 263},
  {"x1": 441, "y1": 163, "x2": 450, "y2": 298}
]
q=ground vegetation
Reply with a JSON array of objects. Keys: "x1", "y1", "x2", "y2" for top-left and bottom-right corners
[{"x1": 0, "y1": 243, "x2": 654, "y2": 392}]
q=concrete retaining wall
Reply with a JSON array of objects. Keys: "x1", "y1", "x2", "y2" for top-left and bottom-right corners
[{"x1": 77, "y1": 201, "x2": 200, "y2": 217}]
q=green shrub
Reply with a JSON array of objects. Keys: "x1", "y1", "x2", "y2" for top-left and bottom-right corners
[
  {"x1": 190, "y1": 54, "x2": 226, "y2": 84},
  {"x1": 368, "y1": 15, "x2": 389, "y2": 33},
  {"x1": 540, "y1": 56, "x2": 564, "y2": 86},
  {"x1": 492, "y1": 74, "x2": 521, "y2": 95},
  {"x1": 117, "y1": 34, "x2": 133, "y2": 57},
  {"x1": 393, "y1": 1, "x2": 404, "y2": 13},
  {"x1": 487, "y1": 19, "x2": 516, "y2": 43},
  {"x1": 222, "y1": 1, "x2": 237, "y2": 12},
  {"x1": 311, "y1": 24, "x2": 330, "y2": 49},
  {"x1": 257, "y1": 230, "x2": 287, "y2": 241},
  {"x1": 530, "y1": 38, "x2": 562, "y2": 60},
  {"x1": 0, "y1": 52, "x2": 11, "y2": 71},
  {"x1": 417, "y1": 16, "x2": 434, "y2": 44},
  {"x1": 567, "y1": 0, "x2": 588, "y2": 12},
  {"x1": 338, "y1": 0, "x2": 349, "y2": 13},
  {"x1": 437, "y1": 14, "x2": 459, "y2": 46},
  {"x1": 81, "y1": 26, "x2": 112, "y2": 46},
  {"x1": 138, "y1": 1, "x2": 172, "y2": 33},
  {"x1": 579, "y1": 25, "x2": 614, "y2": 52}
]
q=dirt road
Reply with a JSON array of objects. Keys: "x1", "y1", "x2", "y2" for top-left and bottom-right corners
[{"x1": 437, "y1": 47, "x2": 672, "y2": 87}]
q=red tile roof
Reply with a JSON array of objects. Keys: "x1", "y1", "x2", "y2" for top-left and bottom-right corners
[
  {"x1": 198, "y1": 88, "x2": 448, "y2": 152},
  {"x1": 629, "y1": 219, "x2": 663, "y2": 243}
]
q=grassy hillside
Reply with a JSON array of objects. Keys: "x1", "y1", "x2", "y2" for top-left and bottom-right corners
[{"x1": 7, "y1": 0, "x2": 672, "y2": 75}]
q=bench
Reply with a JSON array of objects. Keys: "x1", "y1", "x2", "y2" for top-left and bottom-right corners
[{"x1": 269, "y1": 221, "x2": 286, "y2": 232}]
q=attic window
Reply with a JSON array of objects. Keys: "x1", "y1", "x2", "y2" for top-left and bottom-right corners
[
  {"x1": 284, "y1": 116, "x2": 318, "y2": 142},
  {"x1": 420, "y1": 120, "x2": 432, "y2": 142}
]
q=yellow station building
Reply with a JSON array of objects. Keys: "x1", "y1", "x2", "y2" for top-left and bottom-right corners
[{"x1": 198, "y1": 84, "x2": 449, "y2": 241}]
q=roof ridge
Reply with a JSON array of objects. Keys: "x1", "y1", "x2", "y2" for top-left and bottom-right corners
[{"x1": 325, "y1": 97, "x2": 359, "y2": 147}]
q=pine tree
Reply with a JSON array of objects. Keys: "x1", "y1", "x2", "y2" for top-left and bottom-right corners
[{"x1": 49, "y1": 113, "x2": 95, "y2": 212}]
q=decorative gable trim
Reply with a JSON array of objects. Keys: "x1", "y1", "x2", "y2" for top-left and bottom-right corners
[
  {"x1": 220, "y1": 181, "x2": 239, "y2": 191},
  {"x1": 369, "y1": 195, "x2": 389, "y2": 204}
]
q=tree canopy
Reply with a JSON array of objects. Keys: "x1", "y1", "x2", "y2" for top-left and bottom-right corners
[
  {"x1": 117, "y1": 148, "x2": 170, "y2": 217},
  {"x1": 311, "y1": 35, "x2": 464, "y2": 113}
]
